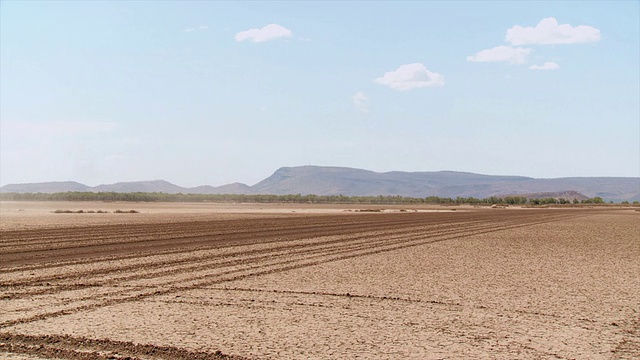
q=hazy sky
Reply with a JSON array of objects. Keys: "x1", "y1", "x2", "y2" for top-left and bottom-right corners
[{"x1": 1, "y1": 1, "x2": 639, "y2": 187}]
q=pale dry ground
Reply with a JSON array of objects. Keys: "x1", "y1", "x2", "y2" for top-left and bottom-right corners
[
  {"x1": 217, "y1": 213, "x2": 639, "y2": 358},
  {"x1": 0, "y1": 201, "x2": 342, "y2": 231},
  {"x1": 0, "y1": 201, "x2": 464, "y2": 231},
  {"x1": 0, "y1": 202, "x2": 638, "y2": 359}
]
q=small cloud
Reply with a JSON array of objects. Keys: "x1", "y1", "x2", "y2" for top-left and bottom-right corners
[
  {"x1": 375, "y1": 63, "x2": 444, "y2": 91},
  {"x1": 506, "y1": 17, "x2": 601, "y2": 45},
  {"x1": 467, "y1": 45, "x2": 531, "y2": 64},
  {"x1": 184, "y1": 26, "x2": 208, "y2": 33},
  {"x1": 529, "y1": 61, "x2": 560, "y2": 70},
  {"x1": 352, "y1": 92, "x2": 369, "y2": 113},
  {"x1": 235, "y1": 24, "x2": 293, "y2": 43}
]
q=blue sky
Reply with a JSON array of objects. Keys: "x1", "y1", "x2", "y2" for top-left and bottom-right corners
[{"x1": 1, "y1": 1, "x2": 638, "y2": 187}]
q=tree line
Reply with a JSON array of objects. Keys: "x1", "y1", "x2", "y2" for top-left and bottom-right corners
[{"x1": 0, "y1": 191, "x2": 622, "y2": 205}]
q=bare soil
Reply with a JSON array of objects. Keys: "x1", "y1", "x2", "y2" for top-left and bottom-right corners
[{"x1": 0, "y1": 202, "x2": 638, "y2": 359}]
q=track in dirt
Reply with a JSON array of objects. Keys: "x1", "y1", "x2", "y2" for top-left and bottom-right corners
[
  {"x1": 0, "y1": 209, "x2": 595, "y2": 358},
  {"x1": 0, "y1": 211, "x2": 582, "y2": 267}
]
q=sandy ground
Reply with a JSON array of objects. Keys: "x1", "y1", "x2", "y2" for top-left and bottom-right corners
[
  {"x1": 0, "y1": 202, "x2": 638, "y2": 359},
  {"x1": 0, "y1": 201, "x2": 467, "y2": 231}
]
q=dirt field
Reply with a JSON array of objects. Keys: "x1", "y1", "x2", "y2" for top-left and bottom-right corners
[{"x1": 1, "y1": 202, "x2": 638, "y2": 359}]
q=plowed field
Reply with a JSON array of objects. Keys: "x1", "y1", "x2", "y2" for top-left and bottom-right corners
[{"x1": 1, "y1": 204, "x2": 638, "y2": 359}]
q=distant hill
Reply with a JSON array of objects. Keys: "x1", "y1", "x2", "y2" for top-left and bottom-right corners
[
  {"x1": 250, "y1": 166, "x2": 639, "y2": 201},
  {"x1": 252, "y1": 166, "x2": 530, "y2": 197},
  {"x1": 0, "y1": 181, "x2": 91, "y2": 193},
  {"x1": 503, "y1": 191, "x2": 590, "y2": 201},
  {"x1": 93, "y1": 180, "x2": 186, "y2": 193},
  {"x1": 2, "y1": 166, "x2": 639, "y2": 201},
  {"x1": 190, "y1": 183, "x2": 254, "y2": 195}
]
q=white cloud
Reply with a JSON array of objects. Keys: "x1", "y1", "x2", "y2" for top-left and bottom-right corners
[
  {"x1": 235, "y1": 24, "x2": 293, "y2": 43},
  {"x1": 374, "y1": 63, "x2": 444, "y2": 91},
  {"x1": 506, "y1": 17, "x2": 601, "y2": 45},
  {"x1": 466, "y1": 46, "x2": 531, "y2": 64},
  {"x1": 352, "y1": 92, "x2": 369, "y2": 113},
  {"x1": 185, "y1": 26, "x2": 208, "y2": 33},
  {"x1": 529, "y1": 61, "x2": 560, "y2": 70}
]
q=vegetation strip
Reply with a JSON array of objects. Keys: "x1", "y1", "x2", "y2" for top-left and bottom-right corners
[{"x1": 1, "y1": 191, "x2": 620, "y2": 204}]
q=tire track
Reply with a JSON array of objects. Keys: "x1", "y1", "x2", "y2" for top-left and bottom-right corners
[
  {"x1": 1, "y1": 220, "x2": 480, "y2": 288},
  {"x1": 1, "y1": 219, "x2": 499, "y2": 305},
  {"x1": 0, "y1": 210, "x2": 556, "y2": 271},
  {"x1": 1, "y1": 220, "x2": 504, "y2": 319},
  {"x1": 0, "y1": 213, "x2": 473, "y2": 267},
  {"x1": 1, "y1": 212, "x2": 578, "y2": 303},
  {"x1": 0, "y1": 214, "x2": 400, "y2": 249},
  {"x1": 2, "y1": 212, "x2": 567, "y2": 292},
  {"x1": 1, "y1": 211, "x2": 584, "y2": 328}
]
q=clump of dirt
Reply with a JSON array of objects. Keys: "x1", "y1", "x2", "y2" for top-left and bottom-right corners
[{"x1": 0, "y1": 333, "x2": 247, "y2": 359}]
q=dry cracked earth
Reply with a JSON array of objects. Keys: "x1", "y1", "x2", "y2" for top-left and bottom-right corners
[{"x1": 0, "y1": 202, "x2": 638, "y2": 359}]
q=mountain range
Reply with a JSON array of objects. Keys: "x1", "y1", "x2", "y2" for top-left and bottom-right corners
[{"x1": 2, "y1": 166, "x2": 639, "y2": 202}]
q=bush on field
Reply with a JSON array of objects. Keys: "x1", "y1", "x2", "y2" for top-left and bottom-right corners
[{"x1": 53, "y1": 209, "x2": 112, "y2": 214}]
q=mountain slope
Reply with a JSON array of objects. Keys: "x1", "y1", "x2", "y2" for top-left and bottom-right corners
[
  {"x1": 1, "y1": 166, "x2": 638, "y2": 201},
  {"x1": 252, "y1": 166, "x2": 638, "y2": 200},
  {"x1": 93, "y1": 180, "x2": 187, "y2": 194},
  {"x1": 0, "y1": 181, "x2": 91, "y2": 193},
  {"x1": 190, "y1": 183, "x2": 254, "y2": 195},
  {"x1": 251, "y1": 166, "x2": 532, "y2": 197}
]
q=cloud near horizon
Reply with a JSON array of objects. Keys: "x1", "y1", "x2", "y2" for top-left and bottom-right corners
[
  {"x1": 466, "y1": 46, "x2": 531, "y2": 64},
  {"x1": 529, "y1": 61, "x2": 560, "y2": 70},
  {"x1": 352, "y1": 92, "x2": 369, "y2": 113},
  {"x1": 375, "y1": 63, "x2": 444, "y2": 91},
  {"x1": 506, "y1": 17, "x2": 601, "y2": 45},
  {"x1": 235, "y1": 24, "x2": 293, "y2": 43}
]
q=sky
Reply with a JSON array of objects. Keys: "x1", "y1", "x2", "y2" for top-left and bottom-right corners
[{"x1": 1, "y1": 1, "x2": 639, "y2": 187}]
